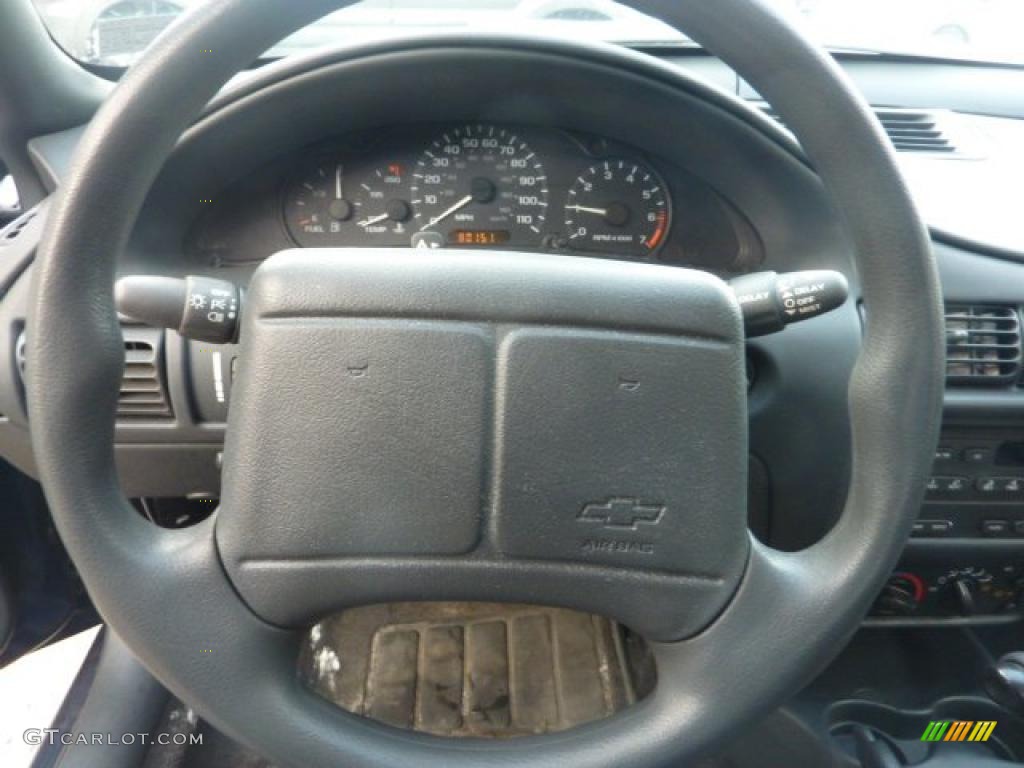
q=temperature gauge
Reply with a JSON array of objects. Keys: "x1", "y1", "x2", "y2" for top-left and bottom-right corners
[
  {"x1": 283, "y1": 160, "x2": 412, "y2": 246},
  {"x1": 352, "y1": 163, "x2": 412, "y2": 238}
]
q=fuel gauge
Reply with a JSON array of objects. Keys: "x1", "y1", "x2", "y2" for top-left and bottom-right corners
[
  {"x1": 283, "y1": 162, "x2": 353, "y2": 245},
  {"x1": 283, "y1": 160, "x2": 412, "y2": 247}
]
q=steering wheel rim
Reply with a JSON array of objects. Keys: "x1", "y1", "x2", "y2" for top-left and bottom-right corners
[{"x1": 26, "y1": 1, "x2": 944, "y2": 766}]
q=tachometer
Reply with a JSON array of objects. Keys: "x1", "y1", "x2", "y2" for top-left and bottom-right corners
[
  {"x1": 409, "y1": 124, "x2": 548, "y2": 248},
  {"x1": 564, "y1": 159, "x2": 670, "y2": 258}
]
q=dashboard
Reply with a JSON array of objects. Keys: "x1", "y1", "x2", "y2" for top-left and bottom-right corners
[
  {"x1": 0, "y1": 39, "x2": 879, "y2": 545},
  {"x1": 4, "y1": 35, "x2": 1024, "y2": 634},
  {"x1": 189, "y1": 122, "x2": 762, "y2": 274},
  {"x1": 4, "y1": 15, "x2": 1024, "y2": 760}
]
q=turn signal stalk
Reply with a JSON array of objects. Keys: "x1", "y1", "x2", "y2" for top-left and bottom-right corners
[{"x1": 114, "y1": 275, "x2": 241, "y2": 343}]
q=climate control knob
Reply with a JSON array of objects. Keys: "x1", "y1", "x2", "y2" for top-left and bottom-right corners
[
  {"x1": 952, "y1": 578, "x2": 979, "y2": 616},
  {"x1": 936, "y1": 567, "x2": 1004, "y2": 616},
  {"x1": 873, "y1": 572, "x2": 924, "y2": 617}
]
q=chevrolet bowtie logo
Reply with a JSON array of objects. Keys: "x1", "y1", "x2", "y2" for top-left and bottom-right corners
[{"x1": 578, "y1": 497, "x2": 666, "y2": 530}]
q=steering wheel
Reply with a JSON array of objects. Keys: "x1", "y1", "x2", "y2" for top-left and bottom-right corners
[{"x1": 25, "y1": 0, "x2": 944, "y2": 766}]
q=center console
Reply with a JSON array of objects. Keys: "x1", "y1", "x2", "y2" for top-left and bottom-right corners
[
  {"x1": 871, "y1": 428, "x2": 1024, "y2": 624},
  {"x1": 919, "y1": 434, "x2": 1024, "y2": 540},
  {"x1": 869, "y1": 298, "x2": 1024, "y2": 626}
]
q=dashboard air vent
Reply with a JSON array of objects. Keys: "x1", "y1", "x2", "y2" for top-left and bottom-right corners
[
  {"x1": 875, "y1": 110, "x2": 954, "y2": 153},
  {"x1": 118, "y1": 327, "x2": 173, "y2": 419},
  {"x1": 945, "y1": 305, "x2": 1022, "y2": 385},
  {"x1": 759, "y1": 105, "x2": 958, "y2": 154}
]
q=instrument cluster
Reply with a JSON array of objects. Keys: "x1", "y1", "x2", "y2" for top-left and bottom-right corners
[
  {"x1": 283, "y1": 122, "x2": 672, "y2": 260},
  {"x1": 193, "y1": 122, "x2": 763, "y2": 273}
]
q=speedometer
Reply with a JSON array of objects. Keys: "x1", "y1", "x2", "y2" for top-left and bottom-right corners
[{"x1": 409, "y1": 124, "x2": 548, "y2": 248}]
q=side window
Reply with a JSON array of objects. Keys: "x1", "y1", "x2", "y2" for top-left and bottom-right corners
[{"x1": 0, "y1": 166, "x2": 21, "y2": 226}]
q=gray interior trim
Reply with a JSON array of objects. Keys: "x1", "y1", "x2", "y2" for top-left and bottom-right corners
[{"x1": 24, "y1": 2, "x2": 943, "y2": 767}]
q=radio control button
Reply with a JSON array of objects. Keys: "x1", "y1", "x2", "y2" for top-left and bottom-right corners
[
  {"x1": 944, "y1": 476, "x2": 969, "y2": 494},
  {"x1": 928, "y1": 476, "x2": 970, "y2": 495},
  {"x1": 982, "y1": 519, "x2": 1011, "y2": 537},
  {"x1": 1002, "y1": 477, "x2": 1023, "y2": 495},
  {"x1": 977, "y1": 477, "x2": 1000, "y2": 494},
  {"x1": 964, "y1": 447, "x2": 993, "y2": 464}
]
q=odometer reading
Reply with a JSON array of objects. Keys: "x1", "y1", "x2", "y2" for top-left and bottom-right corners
[
  {"x1": 564, "y1": 159, "x2": 670, "y2": 258},
  {"x1": 410, "y1": 124, "x2": 548, "y2": 248},
  {"x1": 448, "y1": 229, "x2": 511, "y2": 246}
]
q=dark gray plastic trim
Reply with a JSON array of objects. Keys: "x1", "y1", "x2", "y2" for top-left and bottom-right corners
[{"x1": 24, "y1": 3, "x2": 944, "y2": 767}]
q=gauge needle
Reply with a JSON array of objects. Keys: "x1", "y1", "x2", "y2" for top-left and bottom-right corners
[
  {"x1": 566, "y1": 204, "x2": 609, "y2": 216},
  {"x1": 422, "y1": 194, "x2": 473, "y2": 231},
  {"x1": 357, "y1": 213, "x2": 389, "y2": 228},
  {"x1": 335, "y1": 165, "x2": 343, "y2": 200}
]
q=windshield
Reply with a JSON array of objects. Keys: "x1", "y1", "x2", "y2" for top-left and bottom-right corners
[{"x1": 30, "y1": 0, "x2": 1024, "y2": 68}]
